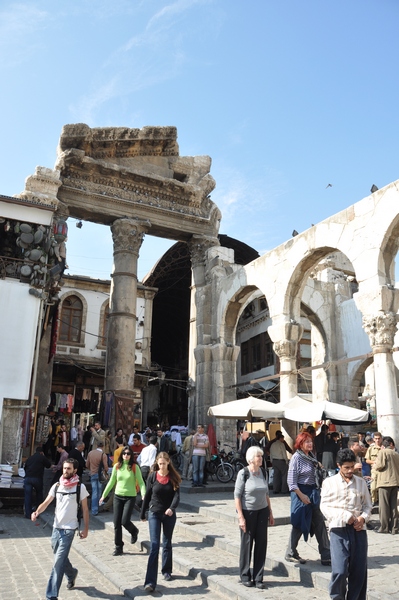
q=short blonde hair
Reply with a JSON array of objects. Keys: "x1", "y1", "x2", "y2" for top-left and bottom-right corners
[{"x1": 246, "y1": 446, "x2": 264, "y2": 464}]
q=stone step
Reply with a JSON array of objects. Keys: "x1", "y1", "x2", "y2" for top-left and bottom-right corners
[{"x1": 95, "y1": 507, "x2": 333, "y2": 599}]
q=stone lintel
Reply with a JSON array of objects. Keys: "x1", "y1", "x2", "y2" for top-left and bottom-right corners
[
  {"x1": 55, "y1": 124, "x2": 220, "y2": 241},
  {"x1": 57, "y1": 123, "x2": 180, "y2": 159}
]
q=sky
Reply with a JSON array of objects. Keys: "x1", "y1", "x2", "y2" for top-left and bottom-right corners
[{"x1": 1, "y1": 0, "x2": 399, "y2": 281}]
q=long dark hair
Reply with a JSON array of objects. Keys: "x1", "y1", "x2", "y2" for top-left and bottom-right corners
[
  {"x1": 116, "y1": 445, "x2": 135, "y2": 471},
  {"x1": 151, "y1": 451, "x2": 181, "y2": 490}
]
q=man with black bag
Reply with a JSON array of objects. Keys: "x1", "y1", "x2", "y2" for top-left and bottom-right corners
[{"x1": 31, "y1": 458, "x2": 89, "y2": 600}]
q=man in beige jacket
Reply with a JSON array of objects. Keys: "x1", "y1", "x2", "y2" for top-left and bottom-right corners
[{"x1": 375, "y1": 436, "x2": 399, "y2": 534}]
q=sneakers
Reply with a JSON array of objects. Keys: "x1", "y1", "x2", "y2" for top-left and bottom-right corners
[
  {"x1": 145, "y1": 584, "x2": 155, "y2": 593},
  {"x1": 112, "y1": 547, "x2": 123, "y2": 556},
  {"x1": 285, "y1": 553, "x2": 307, "y2": 564},
  {"x1": 163, "y1": 573, "x2": 172, "y2": 581},
  {"x1": 67, "y1": 568, "x2": 78, "y2": 590}
]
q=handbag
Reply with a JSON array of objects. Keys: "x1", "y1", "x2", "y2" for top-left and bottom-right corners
[
  {"x1": 314, "y1": 464, "x2": 328, "y2": 489},
  {"x1": 98, "y1": 453, "x2": 109, "y2": 484},
  {"x1": 298, "y1": 450, "x2": 328, "y2": 489}
]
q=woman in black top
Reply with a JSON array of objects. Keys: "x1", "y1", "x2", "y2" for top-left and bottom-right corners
[{"x1": 140, "y1": 451, "x2": 181, "y2": 593}]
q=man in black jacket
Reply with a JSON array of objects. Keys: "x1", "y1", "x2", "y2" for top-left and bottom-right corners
[
  {"x1": 68, "y1": 442, "x2": 86, "y2": 478},
  {"x1": 24, "y1": 445, "x2": 51, "y2": 519}
]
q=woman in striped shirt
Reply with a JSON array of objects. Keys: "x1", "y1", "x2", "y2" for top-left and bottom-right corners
[{"x1": 285, "y1": 432, "x2": 331, "y2": 565}]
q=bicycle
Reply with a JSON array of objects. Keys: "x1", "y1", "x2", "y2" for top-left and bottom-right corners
[
  {"x1": 223, "y1": 444, "x2": 246, "y2": 479},
  {"x1": 206, "y1": 447, "x2": 234, "y2": 483},
  {"x1": 170, "y1": 446, "x2": 183, "y2": 472}
]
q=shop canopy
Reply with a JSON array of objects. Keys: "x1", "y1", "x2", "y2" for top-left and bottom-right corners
[
  {"x1": 207, "y1": 396, "x2": 284, "y2": 420},
  {"x1": 281, "y1": 396, "x2": 371, "y2": 426},
  {"x1": 208, "y1": 395, "x2": 371, "y2": 426}
]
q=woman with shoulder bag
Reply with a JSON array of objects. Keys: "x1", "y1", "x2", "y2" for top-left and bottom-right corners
[
  {"x1": 100, "y1": 445, "x2": 146, "y2": 556},
  {"x1": 285, "y1": 432, "x2": 331, "y2": 565},
  {"x1": 140, "y1": 452, "x2": 181, "y2": 593},
  {"x1": 234, "y1": 446, "x2": 274, "y2": 590}
]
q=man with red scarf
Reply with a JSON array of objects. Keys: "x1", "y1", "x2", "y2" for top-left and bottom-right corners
[{"x1": 32, "y1": 458, "x2": 89, "y2": 600}]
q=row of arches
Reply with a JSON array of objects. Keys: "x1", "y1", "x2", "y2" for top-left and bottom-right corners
[{"x1": 193, "y1": 181, "x2": 399, "y2": 439}]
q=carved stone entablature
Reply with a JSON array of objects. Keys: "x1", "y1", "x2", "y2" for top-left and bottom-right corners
[
  {"x1": 58, "y1": 124, "x2": 180, "y2": 159},
  {"x1": 188, "y1": 235, "x2": 220, "y2": 269},
  {"x1": 111, "y1": 218, "x2": 150, "y2": 255},
  {"x1": 237, "y1": 314, "x2": 269, "y2": 334},
  {"x1": 55, "y1": 124, "x2": 220, "y2": 241},
  {"x1": 362, "y1": 312, "x2": 399, "y2": 350},
  {"x1": 273, "y1": 339, "x2": 298, "y2": 361},
  {"x1": 16, "y1": 167, "x2": 61, "y2": 210}
]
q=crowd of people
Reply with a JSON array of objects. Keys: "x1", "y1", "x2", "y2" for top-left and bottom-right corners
[{"x1": 23, "y1": 419, "x2": 399, "y2": 600}]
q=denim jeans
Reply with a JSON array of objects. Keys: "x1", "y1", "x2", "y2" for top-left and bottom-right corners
[
  {"x1": 90, "y1": 473, "x2": 102, "y2": 515},
  {"x1": 192, "y1": 454, "x2": 206, "y2": 485},
  {"x1": 113, "y1": 495, "x2": 138, "y2": 549},
  {"x1": 144, "y1": 510, "x2": 177, "y2": 588},
  {"x1": 46, "y1": 528, "x2": 76, "y2": 599},
  {"x1": 329, "y1": 526, "x2": 367, "y2": 600},
  {"x1": 24, "y1": 476, "x2": 44, "y2": 518}
]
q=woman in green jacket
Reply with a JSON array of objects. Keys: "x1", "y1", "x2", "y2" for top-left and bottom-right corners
[{"x1": 100, "y1": 445, "x2": 146, "y2": 555}]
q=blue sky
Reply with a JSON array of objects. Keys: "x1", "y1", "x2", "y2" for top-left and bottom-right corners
[{"x1": 1, "y1": 0, "x2": 398, "y2": 281}]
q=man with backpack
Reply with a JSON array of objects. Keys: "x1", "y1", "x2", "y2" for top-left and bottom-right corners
[{"x1": 31, "y1": 457, "x2": 89, "y2": 600}]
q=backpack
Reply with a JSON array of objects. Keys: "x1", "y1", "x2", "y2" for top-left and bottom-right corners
[
  {"x1": 242, "y1": 466, "x2": 268, "y2": 484},
  {"x1": 55, "y1": 482, "x2": 82, "y2": 528}
]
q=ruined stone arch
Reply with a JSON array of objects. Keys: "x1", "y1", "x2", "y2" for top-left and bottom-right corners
[
  {"x1": 220, "y1": 284, "x2": 261, "y2": 346},
  {"x1": 283, "y1": 246, "x2": 344, "y2": 318},
  {"x1": 58, "y1": 290, "x2": 88, "y2": 347},
  {"x1": 379, "y1": 213, "x2": 399, "y2": 286},
  {"x1": 349, "y1": 356, "x2": 374, "y2": 406}
]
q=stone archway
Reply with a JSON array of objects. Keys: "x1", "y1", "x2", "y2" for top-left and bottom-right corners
[{"x1": 51, "y1": 124, "x2": 221, "y2": 413}]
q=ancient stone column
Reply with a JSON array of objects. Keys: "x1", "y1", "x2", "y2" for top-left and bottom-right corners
[
  {"x1": 362, "y1": 312, "x2": 399, "y2": 439},
  {"x1": 268, "y1": 321, "x2": 304, "y2": 444},
  {"x1": 268, "y1": 321, "x2": 304, "y2": 403},
  {"x1": 187, "y1": 234, "x2": 220, "y2": 428},
  {"x1": 106, "y1": 218, "x2": 150, "y2": 403}
]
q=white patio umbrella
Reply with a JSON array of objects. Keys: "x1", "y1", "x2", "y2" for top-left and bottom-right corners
[
  {"x1": 208, "y1": 396, "x2": 284, "y2": 420},
  {"x1": 282, "y1": 396, "x2": 371, "y2": 425}
]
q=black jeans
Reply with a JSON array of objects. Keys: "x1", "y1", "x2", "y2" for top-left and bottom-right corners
[
  {"x1": 113, "y1": 495, "x2": 138, "y2": 548},
  {"x1": 24, "y1": 477, "x2": 44, "y2": 518},
  {"x1": 239, "y1": 506, "x2": 269, "y2": 584}
]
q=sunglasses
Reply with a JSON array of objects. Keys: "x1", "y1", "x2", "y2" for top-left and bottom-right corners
[{"x1": 122, "y1": 452, "x2": 132, "y2": 456}]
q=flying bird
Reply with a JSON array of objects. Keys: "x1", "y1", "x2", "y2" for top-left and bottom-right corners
[{"x1": 326, "y1": 183, "x2": 333, "y2": 188}]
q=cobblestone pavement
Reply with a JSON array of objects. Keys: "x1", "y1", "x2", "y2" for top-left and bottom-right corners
[{"x1": 1, "y1": 483, "x2": 398, "y2": 600}]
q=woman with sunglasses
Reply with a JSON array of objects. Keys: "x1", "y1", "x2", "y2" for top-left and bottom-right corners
[
  {"x1": 100, "y1": 445, "x2": 146, "y2": 555},
  {"x1": 140, "y1": 452, "x2": 181, "y2": 593}
]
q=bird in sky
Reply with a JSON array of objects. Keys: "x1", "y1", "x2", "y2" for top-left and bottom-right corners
[{"x1": 325, "y1": 183, "x2": 333, "y2": 188}]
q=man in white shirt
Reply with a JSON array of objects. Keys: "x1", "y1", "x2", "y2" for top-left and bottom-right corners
[
  {"x1": 31, "y1": 458, "x2": 89, "y2": 600},
  {"x1": 320, "y1": 448, "x2": 372, "y2": 600},
  {"x1": 137, "y1": 435, "x2": 158, "y2": 482}
]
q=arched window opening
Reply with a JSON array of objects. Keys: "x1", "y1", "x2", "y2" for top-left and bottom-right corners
[
  {"x1": 59, "y1": 295, "x2": 83, "y2": 343},
  {"x1": 102, "y1": 304, "x2": 110, "y2": 345}
]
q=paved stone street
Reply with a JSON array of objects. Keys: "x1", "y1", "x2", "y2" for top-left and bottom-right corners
[{"x1": 1, "y1": 482, "x2": 398, "y2": 600}]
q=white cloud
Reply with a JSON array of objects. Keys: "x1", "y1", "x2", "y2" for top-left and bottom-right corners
[
  {"x1": 0, "y1": 3, "x2": 49, "y2": 68},
  {"x1": 70, "y1": 0, "x2": 216, "y2": 123}
]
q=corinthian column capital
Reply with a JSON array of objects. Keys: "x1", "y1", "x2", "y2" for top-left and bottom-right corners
[
  {"x1": 188, "y1": 234, "x2": 220, "y2": 269},
  {"x1": 273, "y1": 339, "x2": 298, "y2": 361},
  {"x1": 362, "y1": 311, "x2": 399, "y2": 351},
  {"x1": 111, "y1": 218, "x2": 151, "y2": 255}
]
